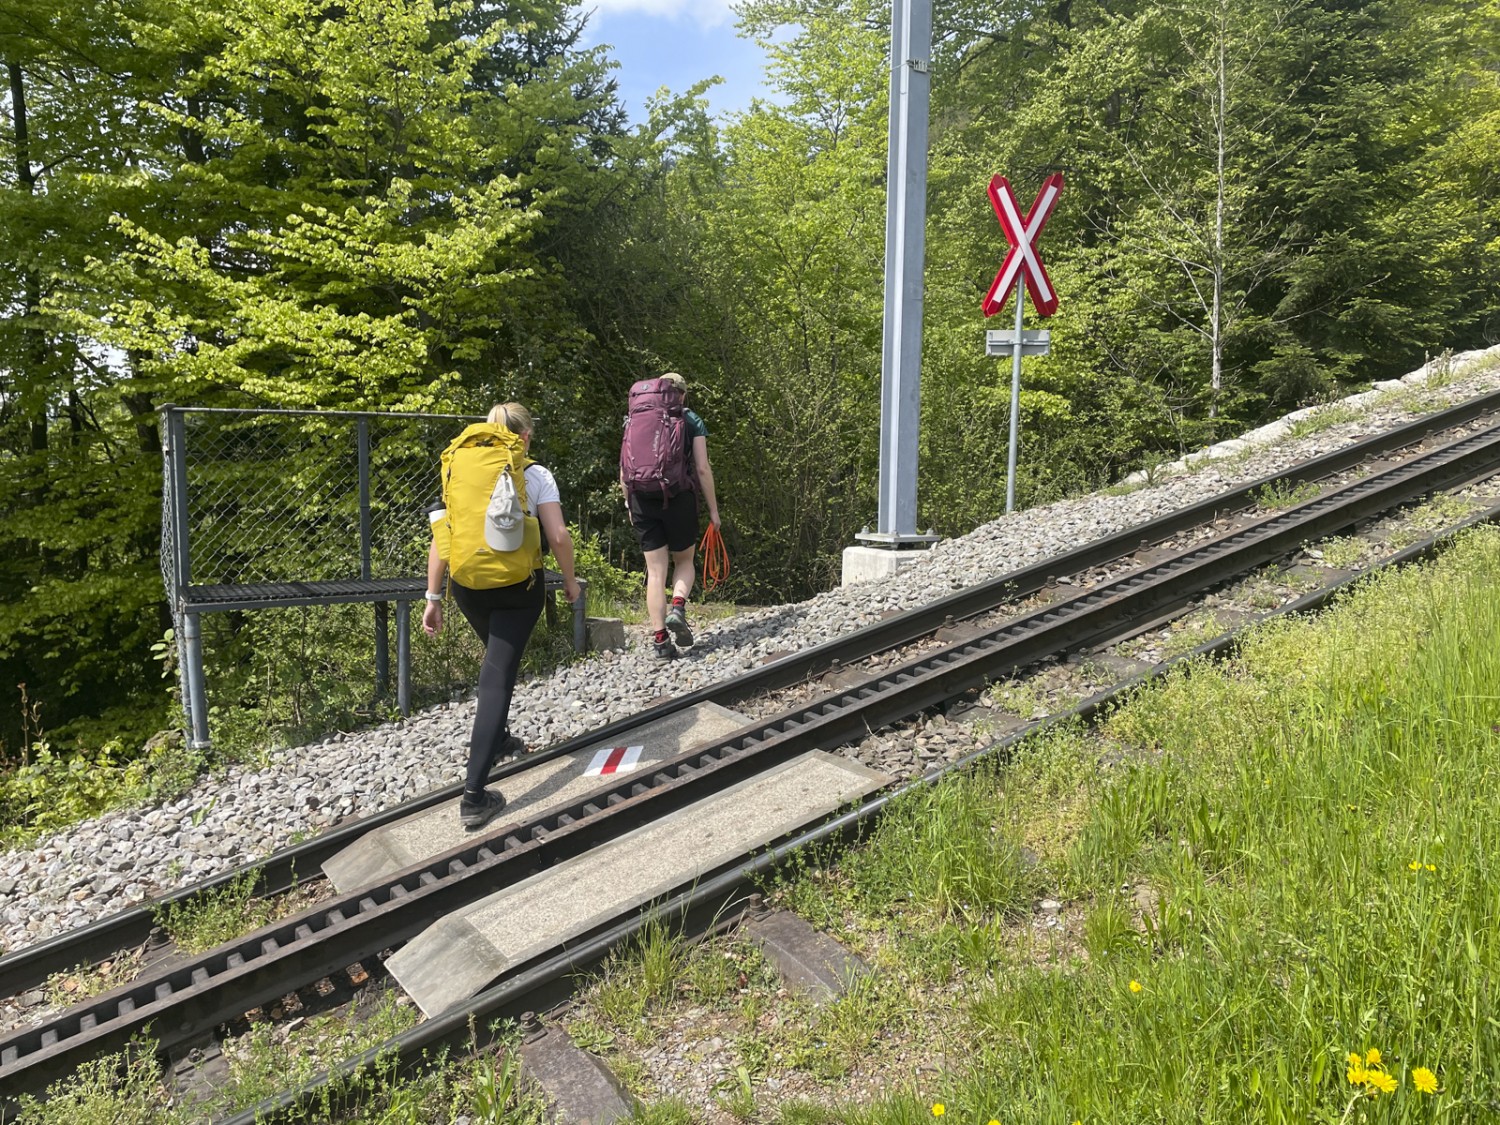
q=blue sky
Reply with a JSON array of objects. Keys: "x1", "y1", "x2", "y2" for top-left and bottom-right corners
[{"x1": 573, "y1": 1, "x2": 775, "y2": 124}]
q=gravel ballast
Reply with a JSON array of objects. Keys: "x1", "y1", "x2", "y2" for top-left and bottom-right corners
[{"x1": 3, "y1": 345, "x2": 1499, "y2": 960}]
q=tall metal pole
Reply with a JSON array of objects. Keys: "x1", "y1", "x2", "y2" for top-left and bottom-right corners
[
  {"x1": 1005, "y1": 279, "x2": 1026, "y2": 513},
  {"x1": 872, "y1": 0, "x2": 932, "y2": 541}
]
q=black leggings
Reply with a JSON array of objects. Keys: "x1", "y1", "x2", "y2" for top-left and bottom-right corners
[{"x1": 450, "y1": 574, "x2": 544, "y2": 794}]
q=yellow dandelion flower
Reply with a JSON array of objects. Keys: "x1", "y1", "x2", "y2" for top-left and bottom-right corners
[
  {"x1": 1347, "y1": 1063, "x2": 1366, "y2": 1085},
  {"x1": 1129, "y1": 980, "x2": 1143, "y2": 993},
  {"x1": 1412, "y1": 1067, "x2": 1437, "y2": 1094},
  {"x1": 989, "y1": 1120, "x2": 1001, "y2": 1125},
  {"x1": 1425, "y1": 863, "x2": 1436, "y2": 872},
  {"x1": 1365, "y1": 1048, "x2": 1382, "y2": 1066},
  {"x1": 932, "y1": 1105, "x2": 945, "y2": 1118},
  {"x1": 1368, "y1": 1070, "x2": 1397, "y2": 1094},
  {"x1": 1347, "y1": 1051, "x2": 1363, "y2": 1067},
  {"x1": 1408, "y1": 861, "x2": 1422, "y2": 871}
]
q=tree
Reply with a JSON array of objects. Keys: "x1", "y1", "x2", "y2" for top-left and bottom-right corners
[
  {"x1": 0, "y1": 0, "x2": 632, "y2": 752},
  {"x1": 655, "y1": 0, "x2": 891, "y2": 594}
]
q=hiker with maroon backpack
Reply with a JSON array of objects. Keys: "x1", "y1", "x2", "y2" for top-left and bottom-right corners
[{"x1": 619, "y1": 372, "x2": 721, "y2": 660}]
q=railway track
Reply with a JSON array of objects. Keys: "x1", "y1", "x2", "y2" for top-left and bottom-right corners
[
  {"x1": 6, "y1": 388, "x2": 1499, "y2": 1006},
  {"x1": 7, "y1": 407, "x2": 1500, "y2": 1110},
  {"x1": 222, "y1": 488, "x2": 1500, "y2": 1125}
]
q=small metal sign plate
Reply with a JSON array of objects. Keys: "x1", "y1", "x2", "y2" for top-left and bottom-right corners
[{"x1": 985, "y1": 329, "x2": 1052, "y2": 357}]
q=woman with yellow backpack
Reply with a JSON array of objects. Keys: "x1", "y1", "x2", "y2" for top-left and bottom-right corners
[{"x1": 422, "y1": 402, "x2": 580, "y2": 830}]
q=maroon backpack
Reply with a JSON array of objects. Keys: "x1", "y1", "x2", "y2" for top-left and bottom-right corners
[{"x1": 620, "y1": 378, "x2": 694, "y2": 499}]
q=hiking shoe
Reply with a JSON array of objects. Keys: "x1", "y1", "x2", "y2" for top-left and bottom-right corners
[
  {"x1": 459, "y1": 789, "x2": 507, "y2": 831},
  {"x1": 652, "y1": 632, "x2": 677, "y2": 660},
  {"x1": 665, "y1": 605, "x2": 694, "y2": 648}
]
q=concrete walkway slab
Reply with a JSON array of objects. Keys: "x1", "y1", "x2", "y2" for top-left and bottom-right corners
[
  {"x1": 322, "y1": 703, "x2": 753, "y2": 893},
  {"x1": 386, "y1": 751, "x2": 888, "y2": 1017}
]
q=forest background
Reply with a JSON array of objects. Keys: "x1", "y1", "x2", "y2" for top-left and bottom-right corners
[{"x1": 1, "y1": 0, "x2": 1497, "y2": 780}]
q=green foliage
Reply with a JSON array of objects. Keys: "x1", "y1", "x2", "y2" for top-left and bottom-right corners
[
  {"x1": 591, "y1": 917, "x2": 689, "y2": 1036},
  {"x1": 153, "y1": 871, "x2": 274, "y2": 954},
  {"x1": 844, "y1": 769, "x2": 1038, "y2": 922},
  {"x1": 0, "y1": 729, "x2": 208, "y2": 849},
  {"x1": 568, "y1": 526, "x2": 639, "y2": 611},
  {"x1": 0, "y1": 0, "x2": 629, "y2": 772},
  {"x1": 11, "y1": 993, "x2": 545, "y2": 1123},
  {"x1": 9, "y1": 1043, "x2": 167, "y2": 1125},
  {"x1": 1253, "y1": 478, "x2": 1321, "y2": 510}
]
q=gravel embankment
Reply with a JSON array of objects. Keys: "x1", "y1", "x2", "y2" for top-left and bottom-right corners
[{"x1": 3, "y1": 346, "x2": 1498, "y2": 959}]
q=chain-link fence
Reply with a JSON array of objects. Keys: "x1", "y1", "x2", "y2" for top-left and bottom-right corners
[
  {"x1": 161, "y1": 405, "x2": 481, "y2": 747},
  {"x1": 162, "y1": 406, "x2": 477, "y2": 591}
]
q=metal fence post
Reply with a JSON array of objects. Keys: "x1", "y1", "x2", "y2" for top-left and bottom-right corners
[
  {"x1": 161, "y1": 406, "x2": 211, "y2": 748},
  {"x1": 395, "y1": 600, "x2": 411, "y2": 716},
  {"x1": 360, "y1": 418, "x2": 391, "y2": 697}
]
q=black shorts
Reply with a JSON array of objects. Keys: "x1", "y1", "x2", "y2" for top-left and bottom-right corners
[{"x1": 629, "y1": 490, "x2": 699, "y2": 553}]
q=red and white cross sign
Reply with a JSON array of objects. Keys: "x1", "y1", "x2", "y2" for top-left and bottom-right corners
[
  {"x1": 585, "y1": 744, "x2": 643, "y2": 777},
  {"x1": 982, "y1": 172, "x2": 1065, "y2": 318}
]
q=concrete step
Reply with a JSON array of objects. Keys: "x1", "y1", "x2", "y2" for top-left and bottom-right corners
[
  {"x1": 386, "y1": 751, "x2": 888, "y2": 1016},
  {"x1": 321, "y1": 702, "x2": 755, "y2": 894}
]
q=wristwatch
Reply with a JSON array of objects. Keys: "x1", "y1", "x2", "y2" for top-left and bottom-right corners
[{"x1": 424, "y1": 591, "x2": 443, "y2": 602}]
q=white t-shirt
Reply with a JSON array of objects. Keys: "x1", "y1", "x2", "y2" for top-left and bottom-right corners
[{"x1": 524, "y1": 463, "x2": 560, "y2": 513}]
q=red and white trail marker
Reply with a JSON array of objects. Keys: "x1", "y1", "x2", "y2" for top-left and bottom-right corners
[
  {"x1": 982, "y1": 172, "x2": 1065, "y2": 318},
  {"x1": 585, "y1": 744, "x2": 644, "y2": 777}
]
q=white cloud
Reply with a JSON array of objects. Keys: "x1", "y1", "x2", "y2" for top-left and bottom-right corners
[{"x1": 582, "y1": 0, "x2": 738, "y2": 29}]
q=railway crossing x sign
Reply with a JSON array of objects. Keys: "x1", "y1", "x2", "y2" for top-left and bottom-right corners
[{"x1": 982, "y1": 172, "x2": 1064, "y2": 318}]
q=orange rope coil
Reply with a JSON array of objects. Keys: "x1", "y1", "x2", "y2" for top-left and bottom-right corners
[{"x1": 700, "y1": 523, "x2": 729, "y2": 594}]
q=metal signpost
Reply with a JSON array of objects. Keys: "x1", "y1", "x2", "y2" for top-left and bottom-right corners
[{"x1": 982, "y1": 173, "x2": 1065, "y2": 512}]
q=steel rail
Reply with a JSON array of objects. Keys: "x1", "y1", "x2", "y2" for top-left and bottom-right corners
[
  {"x1": 7, "y1": 419, "x2": 1500, "y2": 1099},
  {"x1": 6, "y1": 389, "x2": 1497, "y2": 1001},
  {"x1": 221, "y1": 498, "x2": 1500, "y2": 1125}
]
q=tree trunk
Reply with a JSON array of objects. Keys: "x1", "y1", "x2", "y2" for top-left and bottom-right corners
[{"x1": 9, "y1": 61, "x2": 51, "y2": 456}]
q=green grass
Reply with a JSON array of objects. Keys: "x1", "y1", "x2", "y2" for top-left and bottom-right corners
[
  {"x1": 151, "y1": 871, "x2": 276, "y2": 955},
  {"x1": 1285, "y1": 401, "x2": 1363, "y2": 439},
  {"x1": 9, "y1": 998, "x2": 547, "y2": 1124},
  {"x1": 763, "y1": 526, "x2": 1500, "y2": 1123},
  {"x1": 1315, "y1": 535, "x2": 1374, "y2": 570},
  {"x1": 1253, "y1": 478, "x2": 1322, "y2": 510}
]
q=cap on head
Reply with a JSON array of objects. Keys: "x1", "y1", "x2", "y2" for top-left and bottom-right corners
[{"x1": 660, "y1": 372, "x2": 686, "y2": 392}]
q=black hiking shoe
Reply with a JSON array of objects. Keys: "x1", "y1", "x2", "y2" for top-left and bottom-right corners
[
  {"x1": 459, "y1": 789, "x2": 507, "y2": 831},
  {"x1": 665, "y1": 604, "x2": 694, "y2": 648},
  {"x1": 652, "y1": 631, "x2": 677, "y2": 660}
]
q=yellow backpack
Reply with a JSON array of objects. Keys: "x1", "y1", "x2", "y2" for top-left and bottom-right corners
[{"x1": 439, "y1": 423, "x2": 543, "y2": 589}]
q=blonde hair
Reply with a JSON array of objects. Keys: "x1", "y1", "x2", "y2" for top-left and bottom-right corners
[{"x1": 487, "y1": 401, "x2": 534, "y2": 434}]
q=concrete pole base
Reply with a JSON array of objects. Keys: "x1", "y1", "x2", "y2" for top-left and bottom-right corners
[{"x1": 840, "y1": 543, "x2": 934, "y2": 586}]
